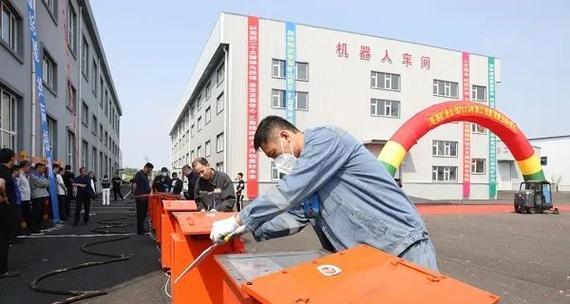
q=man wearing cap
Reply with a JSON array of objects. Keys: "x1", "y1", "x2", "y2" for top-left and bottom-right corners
[{"x1": 152, "y1": 167, "x2": 172, "y2": 193}]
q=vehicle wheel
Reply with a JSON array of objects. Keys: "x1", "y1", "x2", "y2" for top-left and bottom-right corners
[{"x1": 529, "y1": 207, "x2": 537, "y2": 214}]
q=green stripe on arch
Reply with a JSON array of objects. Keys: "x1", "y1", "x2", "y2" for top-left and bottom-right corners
[
  {"x1": 523, "y1": 170, "x2": 546, "y2": 182},
  {"x1": 381, "y1": 161, "x2": 397, "y2": 177}
]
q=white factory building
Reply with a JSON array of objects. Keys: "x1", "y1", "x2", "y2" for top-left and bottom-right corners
[{"x1": 169, "y1": 12, "x2": 511, "y2": 200}]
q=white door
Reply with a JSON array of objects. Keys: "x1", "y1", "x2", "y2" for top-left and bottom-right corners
[{"x1": 498, "y1": 162, "x2": 512, "y2": 191}]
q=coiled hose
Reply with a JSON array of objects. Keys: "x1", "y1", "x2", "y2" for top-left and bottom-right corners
[{"x1": 30, "y1": 217, "x2": 134, "y2": 304}]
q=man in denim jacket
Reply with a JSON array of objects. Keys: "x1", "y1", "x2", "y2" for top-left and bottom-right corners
[{"x1": 211, "y1": 116, "x2": 438, "y2": 271}]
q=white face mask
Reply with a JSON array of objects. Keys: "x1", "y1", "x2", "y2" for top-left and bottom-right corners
[{"x1": 274, "y1": 138, "x2": 297, "y2": 175}]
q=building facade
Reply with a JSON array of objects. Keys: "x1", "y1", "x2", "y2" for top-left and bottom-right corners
[
  {"x1": 529, "y1": 136, "x2": 570, "y2": 191},
  {"x1": 0, "y1": 0, "x2": 121, "y2": 183},
  {"x1": 169, "y1": 13, "x2": 505, "y2": 200}
]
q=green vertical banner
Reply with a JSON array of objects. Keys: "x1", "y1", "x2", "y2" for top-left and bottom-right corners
[{"x1": 488, "y1": 57, "x2": 497, "y2": 198}]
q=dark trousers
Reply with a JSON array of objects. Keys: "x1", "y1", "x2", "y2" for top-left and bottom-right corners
[
  {"x1": 58, "y1": 195, "x2": 67, "y2": 220},
  {"x1": 31, "y1": 197, "x2": 46, "y2": 233},
  {"x1": 65, "y1": 191, "x2": 73, "y2": 218},
  {"x1": 8, "y1": 204, "x2": 20, "y2": 242},
  {"x1": 0, "y1": 206, "x2": 9, "y2": 273},
  {"x1": 236, "y1": 194, "x2": 244, "y2": 211},
  {"x1": 135, "y1": 198, "x2": 148, "y2": 233},
  {"x1": 113, "y1": 187, "x2": 124, "y2": 201},
  {"x1": 19, "y1": 201, "x2": 31, "y2": 233},
  {"x1": 74, "y1": 196, "x2": 91, "y2": 225}
]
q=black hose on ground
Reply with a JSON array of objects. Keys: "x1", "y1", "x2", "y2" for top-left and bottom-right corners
[{"x1": 30, "y1": 216, "x2": 134, "y2": 304}]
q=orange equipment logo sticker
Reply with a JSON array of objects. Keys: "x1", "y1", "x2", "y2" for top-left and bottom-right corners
[{"x1": 317, "y1": 264, "x2": 342, "y2": 276}]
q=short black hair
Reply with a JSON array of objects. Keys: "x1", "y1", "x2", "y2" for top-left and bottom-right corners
[
  {"x1": 237, "y1": 172, "x2": 243, "y2": 177},
  {"x1": 65, "y1": 164, "x2": 71, "y2": 170},
  {"x1": 144, "y1": 162, "x2": 154, "y2": 169},
  {"x1": 52, "y1": 163, "x2": 60, "y2": 170},
  {"x1": 253, "y1": 116, "x2": 300, "y2": 151},
  {"x1": 172, "y1": 172, "x2": 178, "y2": 176},
  {"x1": 104, "y1": 174, "x2": 108, "y2": 178},
  {"x1": 19, "y1": 160, "x2": 30, "y2": 168},
  {"x1": 191, "y1": 157, "x2": 209, "y2": 169},
  {"x1": 0, "y1": 148, "x2": 15, "y2": 164}
]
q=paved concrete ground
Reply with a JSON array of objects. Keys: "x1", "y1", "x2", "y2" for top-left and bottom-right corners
[{"x1": 1, "y1": 200, "x2": 569, "y2": 303}]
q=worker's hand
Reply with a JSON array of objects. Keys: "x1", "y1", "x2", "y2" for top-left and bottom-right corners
[{"x1": 210, "y1": 216, "x2": 239, "y2": 243}]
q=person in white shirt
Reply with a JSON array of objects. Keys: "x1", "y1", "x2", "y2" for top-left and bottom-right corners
[
  {"x1": 53, "y1": 164, "x2": 68, "y2": 221},
  {"x1": 101, "y1": 175, "x2": 111, "y2": 206},
  {"x1": 15, "y1": 161, "x2": 31, "y2": 233}
]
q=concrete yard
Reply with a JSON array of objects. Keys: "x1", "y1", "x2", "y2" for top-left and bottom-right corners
[{"x1": 1, "y1": 199, "x2": 569, "y2": 304}]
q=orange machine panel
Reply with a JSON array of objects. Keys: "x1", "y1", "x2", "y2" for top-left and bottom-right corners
[
  {"x1": 243, "y1": 245, "x2": 500, "y2": 304},
  {"x1": 172, "y1": 211, "x2": 236, "y2": 235},
  {"x1": 160, "y1": 200, "x2": 198, "y2": 270}
]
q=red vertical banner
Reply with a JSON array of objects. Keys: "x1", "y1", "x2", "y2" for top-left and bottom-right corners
[
  {"x1": 246, "y1": 16, "x2": 259, "y2": 198},
  {"x1": 462, "y1": 52, "x2": 471, "y2": 198}
]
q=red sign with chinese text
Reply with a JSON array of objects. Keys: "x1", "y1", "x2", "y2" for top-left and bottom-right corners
[{"x1": 247, "y1": 16, "x2": 259, "y2": 198}]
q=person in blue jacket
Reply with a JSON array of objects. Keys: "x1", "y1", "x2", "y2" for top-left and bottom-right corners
[{"x1": 210, "y1": 116, "x2": 438, "y2": 271}]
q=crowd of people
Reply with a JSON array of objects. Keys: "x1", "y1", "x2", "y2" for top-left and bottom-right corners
[{"x1": 0, "y1": 148, "x2": 126, "y2": 279}]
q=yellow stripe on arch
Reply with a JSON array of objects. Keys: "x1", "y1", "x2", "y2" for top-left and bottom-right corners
[
  {"x1": 516, "y1": 154, "x2": 542, "y2": 176},
  {"x1": 378, "y1": 141, "x2": 408, "y2": 169}
]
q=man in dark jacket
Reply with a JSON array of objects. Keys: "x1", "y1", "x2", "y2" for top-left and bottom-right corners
[
  {"x1": 192, "y1": 158, "x2": 236, "y2": 212},
  {"x1": 132, "y1": 163, "x2": 153, "y2": 234},
  {"x1": 72, "y1": 167, "x2": 93, "y2": 226},
  {"x1": 62, "y1": 165, "x2": 75, "y2": 219},
  {"x1": 182, "y1": 164, "x2": 199, "y2": 200},
  {"x1": 0, "y1": 148, "x2": 20, "y2": 278},
  {"x1": 111, "y1": 173, "x2": 124, "y2": 201},
  {"x1": 152, "y1": 167, "x2": 172, "y2": 193},
  {"x1": 171, "y1": 172, "x2": 183, "y2": 195}
]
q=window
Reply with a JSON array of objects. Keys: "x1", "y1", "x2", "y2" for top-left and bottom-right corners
[
  {"x1": 197, "y1": 95, "x2": 202, "y2": 110},
  {"x1": 81, "y1": 102, "x2": 88, "y2": 126},
  {"x1": 217, "y1": 63, "x2": 224, "y2": 85},
  {"x1": 432, "y1": 140, "x2": 458, "y2": 157},
  {"x1": 42, "y1": 0, "x2": 57, "y2": 21},
  {"x1": 81, "y1": 140, "x2": 88, "y2": 168},
  {"x1": 197, "y1": 117, "x2": 202, "y2": 131},
  {"x1": 216, "y1": 162, "x2": 224, "y2": 172},
  {"x1": 205, "y1": 106, "x2": 211, "y2": 124},
  {"x1": 190, "y1": 104, "x2": 195, "y2": 119},
  {"x1": 296, "y1": 62, "x2": 309, "y2": 81},
  {"x1": 104, "y1": 89, "x2": 109, "y2": 116},
  {"x1": 190, "y1": 150, "x2": 195, "y2": 161},
  {"x1": 92, "y1": 59, "x2": 98, "y2": 94},
  {"x1": 472, "y1": 85, "x2": 487, "y2": 102},
  {"x1": 104, "y1": 131, "x2": 108, "y2": 147},
  {"x1": 81, "y1": 36, "x2": 89, "y2": 79},
  {"x1": 371, "y1": 71, "x2": 400, "y2": 91},
  {"x1": 433, "y1": 79, "x2": 459, "y2": 98},
  {"x1": 42, "y1": 50, "x2": 57, "y2": 92},
  {"x1": 271, "y1": 161, "x2": 286, "y2": 180},
  {"x1": 205, "y1": 140, "x2": 211, "y2": 156},
  {"x1": 66, "y1": 131, "x2": 76, "y2": 170},
  {"x1": 370, "y1": 99, "x2": 400, "y2": 118},
  {"x1": 432, "y1": 166, "x2": 458, "y2": 182},
  {"x1": 540, "y1": 157, "x2": 548, "y2": 166},
  {"x1": 295, "y1": 91, "x2": 309, "y2": 110},
  {"x1": 92, "y1": 115, "x2": 97, "y2": 135},
  {"x1": 216, "y1": 133, "x2": 224, "y2": 152},
  {"x1": 216, "y1": 93, "x2": 224, "y2": 114},
  {"x1": 471, "y1": 123, "x2": 487, "y2": 134},
  {"x1": 91, "y1": 147, "x2": 97, "y2": 173},
  {"x1": 272, "y1": 59, "x2": 286, "y2": 78},
  {"x1": 197, "y1": 145, "x2": 202, "y2": 157},
  {"x1": 272, "y1": 89, "x2": 285, "y2": 108},
  {"x1": 99, "y1": 124, "x2": 103, "y2": 142},
  {"x1": 471, "y1": 158, "x2": 486, "y2": 174},
  {"x1": 67, "y1": 2, "x2": 77, "y2": 54},
  {"x1": 46, "y1": 116, "x2": 57, "y2": 159},
  {"x1": 67, "y1": 82, "x2": 77, "y2": 113},
  {"x1": 205, "y1": 81, "x2": 212, "y2": 99},
  {"x1": 191, "y1": 124, "x2": 195, "y2": 137},
  {"x1": 1, "y1": 1, "x2": 19, "y2": 53},
  {"x1": 99, "y1": 77, "x2": 104, "y2": 105}
]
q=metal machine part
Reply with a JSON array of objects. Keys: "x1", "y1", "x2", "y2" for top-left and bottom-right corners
[{"x1": 216, "y1": 250, "x2": 328, "y2": 284}]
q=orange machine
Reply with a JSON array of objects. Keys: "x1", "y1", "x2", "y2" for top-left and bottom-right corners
[
  {"x1": 170, "y1": 212, "x2": 245, "y2": 304},
  {"x1": 147, "y1": 192, "x2": 179, "y2": 241},
  {"x1": 215, "y1": 245, "x2": 500, "y2": 304},
  {"x1": 160, "y1": 200, "x2": 198, "y2": 270}
]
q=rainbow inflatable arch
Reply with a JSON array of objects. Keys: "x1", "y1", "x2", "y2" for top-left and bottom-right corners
[{"x1": 378, "y1": 100, "x2": 545, "y2": 182}]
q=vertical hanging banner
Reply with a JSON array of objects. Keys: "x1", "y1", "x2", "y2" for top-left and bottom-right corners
[
  {"x1": 285, "y1": 22, "x2": 296, "y2": 124},
  {"x1": 246, "y1": 16, "x2": 259, "y2": 198},
  {"x1": 461, "y1": 52, "x2": 471, "y2": 199},
  {"x1": 488, "y1": 57, "x2": 497, "y2": 198},
  {"x1": 27, "y1": 0, "x2": 60, "y2": 223}
]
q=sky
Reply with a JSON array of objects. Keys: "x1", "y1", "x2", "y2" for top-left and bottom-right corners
[{"x1": 89, "y1": 0, "x2": 570, "y2": 169}]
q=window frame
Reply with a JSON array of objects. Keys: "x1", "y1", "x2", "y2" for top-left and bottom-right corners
[
  {"x1": 205, "y1": 140, "x2": 211, "y2": 157},
  {"x1": 216, "y1": 63, "x2": 225, "y2": 86},
  {"x1": 471, "y1": 158, "x2": 486, "y2": 175},
  {"x1": 216, "y1": 92, "x2": 224, "y2": 114},
  {"x1": 432, "y1": 140, "x2": 459, "y2": 158},
  {"x1": 433, "y1": 79, "x2": 459, "y2": 98},
  {"x1": 272, "y1": 59, "x2": 286, "y2": 79},
  {"x1": 66, "y1": 1, "x2": 78, "y2": 55},
  {"x1": 0, "y1": 0, "x2": 21, "y2": 57},
  {"x1": 370, "y1": 98, "x2": 400, "y2": 118},
  {"x1": 295, "y1": 62, "x2": 309, "y2": 81},
  {"x1": 205, "y1": 106, "x2": 211, "y2": 124},
  {"x1": 432, "y1": 166, "x2": 458, "y2": 182},
  {"x1": 472, "y1": 85, "x2": 487, "y2": 102},
  {"x1": 66, "y1": 81, "x2": 77, "y2": 113},
  {"x1": 81, "y1": 101, "x2": 89, "y2": 126},
  {"x1": 371, "y1": 71, "x2": 401, "y2": 91},
  {"x1": 42, "y1": 49, "x2": 58, "y2": 94},
  {"x1": 216, "y1": 133, "x2": 224, "y2": 152},
  {"x1": 81, "y1": 36, "x2": 89, "y2": 80},
  {"x1": 271, "y1": 89, "x2": 285, "y2": 109},
  {"x1": 471, "y1": 123, "x2": 487, "y2": 135}
]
